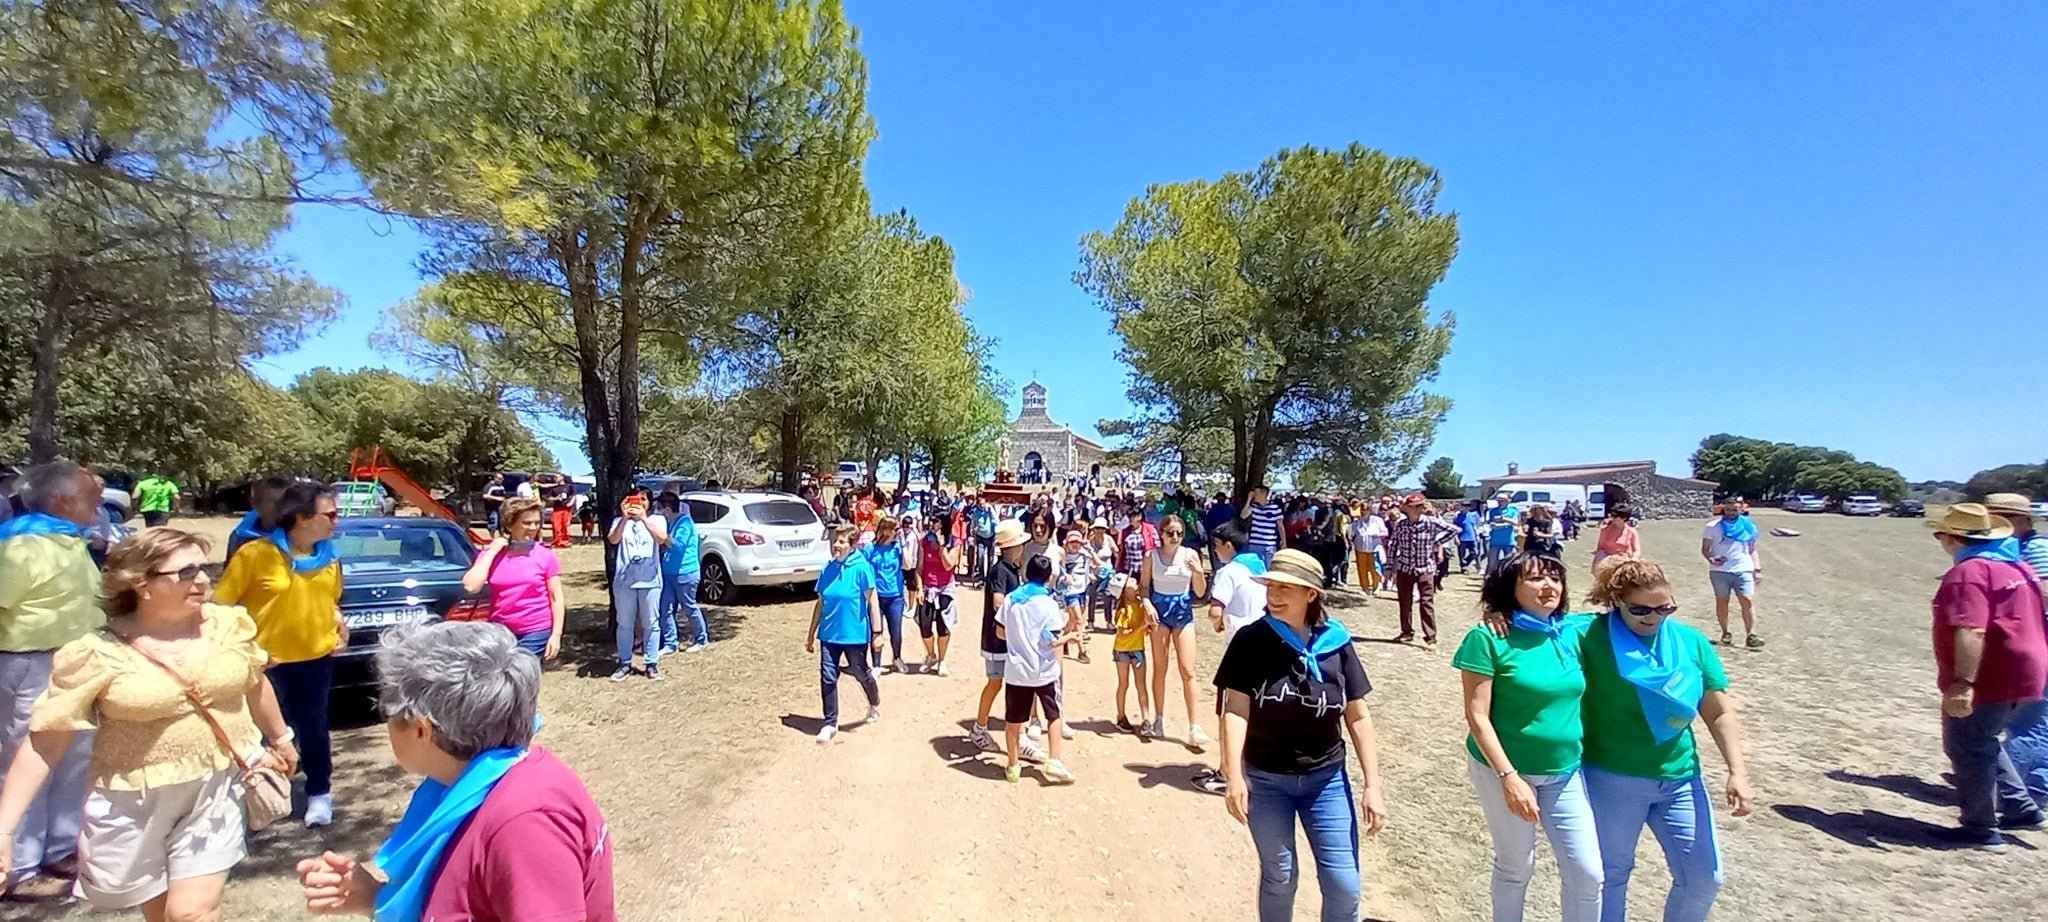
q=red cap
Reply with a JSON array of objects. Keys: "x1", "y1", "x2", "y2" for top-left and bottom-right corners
[{"x1": 1402, "y1": 493, "x2": 1429, "y2": 506}]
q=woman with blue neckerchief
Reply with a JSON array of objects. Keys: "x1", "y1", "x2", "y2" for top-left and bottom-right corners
[
  {"x1": 1453, "y1": 551, "x2": 1602, "y2": 922},
  {"x1": 215, "y1": 481, "x2": 346, "y2": 828},
  {"x1": 1140, "y1": 515, "x2": 1209, "y2": 747},
  {"x1": 1579, "y1": 556, "x2": 1751, "y2": 922},
  {"x1": 1216, "y1": 548, "x2": 1386, "y2": 922},
  {"x1": 295, "y1": 621, "x2": 613, "y2": 920}
]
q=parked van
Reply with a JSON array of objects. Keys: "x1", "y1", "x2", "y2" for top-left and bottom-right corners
[{"x1": 1497, "y1": 483, "x2": 1591, "y2": 517}]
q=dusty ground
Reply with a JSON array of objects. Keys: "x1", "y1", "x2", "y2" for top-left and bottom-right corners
[{"x1": 7, "y1": 509, "x2": 2045, "y2": 920}]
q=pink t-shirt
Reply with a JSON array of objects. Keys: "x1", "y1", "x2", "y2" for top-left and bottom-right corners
[
  {"x1": 487, "y1": 545, "x2": 561, "y2": 636},
  {"x1": 423, "y1": 747, "x2": 615, "y2": 922},
  {"x1": 1933, "y1": 558, "x2": 2048, "y2": 704},
  {"x1": 1595, "y1": 523, "x2": 1639, "y2": 558}
]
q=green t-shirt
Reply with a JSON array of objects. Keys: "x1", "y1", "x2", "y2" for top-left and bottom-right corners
[
  {"x1": 1579, "y1": 612, "x2": 1730, "y2": 780},
  {"x1": 1453, "y1": 615, "x2": 1593, "y2": 776},
  {"x1": 136, "y1": 477, "x2": 178, "y2": 514}
]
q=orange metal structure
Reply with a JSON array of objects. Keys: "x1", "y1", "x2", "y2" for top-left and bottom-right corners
[{"x1": 347, "y1": 447, "x2": 491, "y2": 546}]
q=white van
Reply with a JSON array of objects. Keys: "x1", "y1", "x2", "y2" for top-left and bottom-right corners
[{"x1": 1497, "y1": 483, "x2": 1591, "y2": 517}]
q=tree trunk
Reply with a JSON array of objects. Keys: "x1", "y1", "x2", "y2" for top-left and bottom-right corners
[
  {"x1": 778, "y1": 408, "x2": 803, "y2": 494},
  {"x1": 28, "y1": 265, "x2": 72, "y2": 464},
  {"x1": 1229, "y1": 417, "x2": 1251, "y2": 505},
  {"x1": 895, "y1": 451, "x2": 911, "y2": 496}
]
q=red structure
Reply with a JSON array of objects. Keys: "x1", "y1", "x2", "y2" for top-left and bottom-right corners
[{"x1": 347, "y1": 447, "x2": 490, "y2": 546}]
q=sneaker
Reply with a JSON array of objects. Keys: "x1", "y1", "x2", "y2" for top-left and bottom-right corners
[
  {"x1": 1116, "y1": 716, "x2": 1135, "y2": 733},
  {"x1": 305, "y1": 794, "x2": 334, "y2": 828},
  {"x1": 2002, "y1": 812, "x2": 2048, "y2": 831},
  {"x1": 685, "y1": 642, "x2": 708, "y2": 654},
  {"x1": 1394, "y1": 632, "x2": 1415, "y2": 644},
  {"x1": 1423, "y1": 638, "x2": 1438, "y2": 652},
  {"x1": 969, "y1": 725, "x2": 1000, "y2": 753},
  {"x1": 1020, "y1": 738, "x2": 1049, "y2": 763},
  {"x1": 1148, "y1": 717, "x2": 1166, "y2": 740},
  {"x1": 1950, "y1": 827, "x2": 2008, "y2": 852},
  {"x1": 1077, "y1": 650, "x2": 1091, "y2": 664},
  {"x1": 1745, "y1": 635, "x2": 1766, "y2": 650},
  {"x1": 610, "y1": 665, "x2": 634, "y2": 682},
  {"x1": 1041, "y1": 760, "x2": 1078, "y2": 785},
  {"x1": 660, "y1": 645, "x2": 679, "y2": 655},
  {"x1": 865, "y1": 705, "x2": 881, "y2": 725},
  {"x1": 1195, "y1": 770, "x2": 1228, "y2": 795},
  {"x1": 1718, "y1": 631, "x2": 1733, "y2": 646},
  {"x1": 1060, "y1": 722, "x2": 1075, "y2": 740},
  {"x1": 645, "y1": 664, "x2": 664, "y2": 681},
  {"x1": 816, "y1": 724, "x2": 838, "y2": 745},
  {"x1": 934, "y1": 662, "x2": 950, "y2": 677},
  {"x1": 893, "y1": 658, "x2": 908, "y2": 674},
  {"x1": 1188, "y1": 725, "x2": 1212, "y2": 753},
  {"x1": 1005, "y1": 764, "x2": 1022, "y2": 784}
]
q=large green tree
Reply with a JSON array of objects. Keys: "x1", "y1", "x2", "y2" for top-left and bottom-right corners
[
  {"x1": 1421, "y1": 456, "x2": 1464, "y2": 499},
  {"x1": 1963, "y1": 463, "x2": 2048, "y2": 501},
  {"x1": 309, "y1": 0, "x2": 872, "y2": 508},
  {"x1": 1079, "y1": 144, "x2": 1458, "y2": 502},
  {"x1": 288, "y1": 367, "x2": 556, "y2": 490},
  {"x1": 1690, "y1": 434, "x2": 1909, "y2": 501}
]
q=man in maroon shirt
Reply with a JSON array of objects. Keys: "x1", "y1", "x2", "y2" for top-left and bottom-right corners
[
  {"x1": 297, "y1": 622, "x2": 615, "y2": 919},
  {"x1": 1930, "y1": 504, "x2": 2048, "y2": 852}
]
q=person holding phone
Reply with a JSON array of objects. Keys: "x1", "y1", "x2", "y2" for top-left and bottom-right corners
[{"x1": 607, "y1": 492, "x2": 668, "y2": 682}]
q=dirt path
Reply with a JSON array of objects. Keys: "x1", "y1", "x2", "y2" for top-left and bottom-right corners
[{"x1": 657, "y1": 581, "x2": 1419, "y2": 922}]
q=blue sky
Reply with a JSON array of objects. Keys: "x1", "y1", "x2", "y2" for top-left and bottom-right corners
[{"x1": 257, "y1": 2, "x2": 2046, "y2": 482}]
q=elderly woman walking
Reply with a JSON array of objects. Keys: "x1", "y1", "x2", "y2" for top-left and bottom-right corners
[
  {"x1": 0, "y1": 528, "x2": 298, "y2": 918},
  {"x1": 296, "y1": 621, "x2": 614, "y2": 920},
  {"x1": 461, "y1": 497, "x2": 565, "y2": 659},
  {"x1": 808, "y1": 525, "x2": 882, "y2": 745},
  {"x1": 215, "y1": 481, "x2": 346, "y2": 828}
]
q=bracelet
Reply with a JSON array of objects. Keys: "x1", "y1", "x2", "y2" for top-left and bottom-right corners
[
  {"x1": 1497, "y1": 768, "x2": 1518, "y2": 780},
  {"x1": 272, "y1": 728, "x2": 296, "y2": 745}
]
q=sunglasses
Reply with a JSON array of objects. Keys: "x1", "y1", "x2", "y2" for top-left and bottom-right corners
[
  {"x1": 1625, "y1": 603, "x2": 1680, "y2": 617},
  {"x1": 321, "y1": 510, "x2": 340, "y2": 521},
  {"x1": 152, "y1": 564, "x2": 208, "y2": 583}
]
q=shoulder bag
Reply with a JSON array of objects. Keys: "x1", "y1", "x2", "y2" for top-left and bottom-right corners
[{"x1": 117, "y1": 637, "x2": 293, "y2": 831}]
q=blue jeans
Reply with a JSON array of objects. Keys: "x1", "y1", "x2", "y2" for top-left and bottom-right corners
[
  {"x1": 615, "y1": 583, "x2": 662, "y2": 667},
  {"x1": 1943, "y1": 702, "x2": 2038, "y2": 837},
  {"x1": 1466, "y1": 755, "x2": 1603, "y2": 922},
  {"x1": 513, "y1": 629, "x2": 551, "y2": 656},
  {"x1": 819, "y1": 642, "x2": 879, "y2": 728},
  {"x1": 1584, "y1": 765, "x2": 1721, "y2": 922},
  {"x1": 0, "y1": 651, "x2": 90, "y2": 883},
  {"x1": 1244, "y1": 763, "x2": 1361, "y2": 922},
  {"x1": 2004, "y1": 698, "x2": 2048, "y2": 806},
  {"x1": 878, "y1": 595, "x2": 906, "y2": 663},
  {"x1": 267, "y1": 656, "x2": 335, "y2": 797},
  {"x1": 662, "y1": 572, "x2": 708, "y2": 649}
]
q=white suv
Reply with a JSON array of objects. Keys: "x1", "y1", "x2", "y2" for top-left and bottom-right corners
[
  {"x1": 682, "y1": 491, "x2": 829, "y2": 604},
  {"x1": 1840, "y1": 493, "x2": 1883, "y2": 516}
]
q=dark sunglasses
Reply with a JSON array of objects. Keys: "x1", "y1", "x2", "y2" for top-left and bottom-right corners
[
  {"x1": 152, "y1": 564, "x2": 208, "y2": 583},
  {"x1": 321, "y1": 510, "x2": 340, "y2": 521},
  {"x1": 1625, "y1": 603, "x2": 1680, "y2": 617}
]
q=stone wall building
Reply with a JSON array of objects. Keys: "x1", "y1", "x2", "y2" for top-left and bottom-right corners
[
  {"x1": 1476, "y1": 460, "x2": 1718, "y2": 520},
  {"x1": 1002, "y1": 381, "x2": 1109, "y2": 485}
]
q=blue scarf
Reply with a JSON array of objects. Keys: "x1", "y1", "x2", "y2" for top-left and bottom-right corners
[
  {"x1": 269, "y1": 528, "x2": 337, "y2": 574},
  {"x1": 1717, "y1": 514, "x2": 1757, "y2": 544},
  {"x1": 1607, "y1": 610, "x2": 1703, "y2": 744},
  {"x1": 1954, "y1": 536, "x2": 2023, "y2": 565},
  {"x1": 373, "y1": 747, "x2": 528, "y2": 922},
  {"x1": 229, "y1": 511, "x2": 267, "y2": 548},
  {"x1": 1231, "y1": 552, "x2": 1268, "y2": 576},
  {"x1": 1510, "y1": 608, "x2": 1565, "y2": 637},
  {"x1": 1262, "y1": 614, "x2": 1353, "y2": 682},
  {"x1": 1011, "y1": 582, "x2": 1050, "y2": 604},
  {"x1": 0, "y1": 512, "x2": 87, "y2": 543}
]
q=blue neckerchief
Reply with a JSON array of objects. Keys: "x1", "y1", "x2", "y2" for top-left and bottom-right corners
[
  {"x1": 1261, "y1": 614, "x2": 1353, "y2": 682},
  {"x1": 1607, "y1": 610, "x2": 1702, "y2": 744},
  {"x1": 372, "y1": 747, "x2": 528, "y2": 922},
  {"x1": 0, "y1": 512, "x2": 87, "y2": 543},
  {"x1": 1011, "y1": 582, "x2": 1050, "y2": 604},
  {"x1": 229, "y1": 511, "x2": 267, "y2": 547},
  {"x1": 1954, "y1": 537, "x2": 2023, "y2": 564},
  {"x1": 1509, "y1": 608, "x2": 1564, "y2": 637},
  {"x1": 1717, "y1": 514, "x2": 1757, "y2": 544},
  {"x1": 268, "y1": 528, "x2": 337, "y2": 574},
  {"x1": 1231, "y1": 552, "x2": 1268, "y2": 576}
]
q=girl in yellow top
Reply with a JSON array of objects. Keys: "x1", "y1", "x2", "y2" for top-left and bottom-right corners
[
  {"x1": 214, "y1": 483, "x2": 344, "y2": 828},
  {"x1": 0, "y1": 528, "x2": 296, "y2": 916},
  {"x1": 1109, "y1": 575, "x2": 1153, "y2": 734}
]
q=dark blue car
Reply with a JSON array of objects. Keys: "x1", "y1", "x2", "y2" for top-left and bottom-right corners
[{"x1": 331, "y1": 517, "x2": 486, "y2": 688}]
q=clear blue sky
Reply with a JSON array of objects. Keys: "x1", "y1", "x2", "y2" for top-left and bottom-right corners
[{"x1": 256, "y1": 1, "x2": 2046, "y2": 482}]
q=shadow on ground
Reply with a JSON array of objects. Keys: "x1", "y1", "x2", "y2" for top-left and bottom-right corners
[
  {"x1": 1771, "y1": 804, "x2": 2036, "y2": 852},
  {"x1": 1827, "y1": 769, "x2": 1954, "y2": 808}
]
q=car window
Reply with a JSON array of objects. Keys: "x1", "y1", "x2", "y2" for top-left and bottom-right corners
[
  {"x1": 1512, "y1": 491, "x2": 1529, "y2": 502},
  {"x1": 1532, "y1": 491, "x2": 1551, "y2": 503},
  {"x1": 334, "y1": 525, "x2": 474, "y2": 576},
  {"x1": 687, "y1": 500, "x2": 727, "y2": 523},
  {"x1": 744, "y1": 500, "x2": 819, "y2": 527}
]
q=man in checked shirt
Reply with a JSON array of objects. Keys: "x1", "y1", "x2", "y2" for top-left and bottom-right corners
[{"x1": 1387, "y1": 493, "x2": 1461, "y2": 650}]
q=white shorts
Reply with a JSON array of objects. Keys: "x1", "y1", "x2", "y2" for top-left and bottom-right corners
[{"x1": 77, "y1": 768, "x2": 246, "y2": 908}]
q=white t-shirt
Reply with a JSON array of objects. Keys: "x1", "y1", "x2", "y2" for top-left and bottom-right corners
[
  {"x1": 1211, "y1": 560, "x2": 1269, "y2": 646},
  {"x1": 1001, "y1": 593, "x2": 1067, "y2": 687},
  {"x1": 1701, "y1": 520, "x2": 1757, "y2": 573},
  {"x1": 1348, "y1": 515, "x2": 1387, "y2": 553},
  {"x1": 515, "y1": 482, "x2": 537, "y2": 500}
]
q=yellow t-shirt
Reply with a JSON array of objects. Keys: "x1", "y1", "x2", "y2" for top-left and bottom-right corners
[
  {"x1": 0, "y1": 533, "x2": 104, "y2": 652},
  {"x1": 214, "y1": 540, "x2": 341, "y2": 664},
  {"x1": 1113, "y1": 598, "x2": 1149, "y2": 653}
]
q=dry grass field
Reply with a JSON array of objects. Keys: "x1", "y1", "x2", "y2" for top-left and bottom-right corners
[{"x1": 5, "y1": 508, "x2": 2039, "y2": 920}]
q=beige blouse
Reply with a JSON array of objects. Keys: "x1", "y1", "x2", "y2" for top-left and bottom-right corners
[{"x1": 31, "y1": 604, "x2": 267, "y2": 791}]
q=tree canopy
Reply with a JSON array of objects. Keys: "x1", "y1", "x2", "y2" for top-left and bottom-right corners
[
  {"x1": 1690, "y1": 434, "x2": 1908, "y2": 501},
  {"x1": 1963, "y1": 462, "x2": 2048, "y2": 501},
  {"x1": 1079, "y1": 143, "x2": 1458, "y2": 502},
  {"x1": 1421, "y1": 456, "x2": 1464, "y2": 499}
]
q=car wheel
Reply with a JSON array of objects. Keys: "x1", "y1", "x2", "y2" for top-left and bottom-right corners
[{"x1": 699, "y1": 557, "x2": 737, "y2": 605}]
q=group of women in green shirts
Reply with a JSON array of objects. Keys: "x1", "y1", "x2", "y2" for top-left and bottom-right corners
[{"x1": 1454, "y1": 551, "x2": 1753, "y2": 922}]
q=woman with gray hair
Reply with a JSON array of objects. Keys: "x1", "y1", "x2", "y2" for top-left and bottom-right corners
[{"x1": 295, "y1": 621, "x2": 614, "y2": 921}]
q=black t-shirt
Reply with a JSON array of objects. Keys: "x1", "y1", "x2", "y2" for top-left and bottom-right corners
[
  {"x1": 981, "y1": 557, "x2": 1020, "y2": 656},
  {"x1": 1213, "y1": 619, "x2": 1372, "y2": 774}
]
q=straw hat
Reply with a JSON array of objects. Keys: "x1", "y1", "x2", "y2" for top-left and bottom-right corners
[
  {"x1": 1091, "y1": 517, "x2": 1112, "y2": 530},
  {"x1": 994, "y1": 520, "x2": 1029, "y2": 549},
  {"x1": 1983, "y1": 493, "x2": 2037, "y2": 519},
  {"x1": 1927, "y1": 503, "x2": 2015, "y2": 541},
  {"x1": 1254, "y1": 549, "x2": 1325, "y2": 591}
]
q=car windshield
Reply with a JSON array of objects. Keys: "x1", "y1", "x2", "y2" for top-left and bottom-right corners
[
  {"x1": 334, "y1": 524, "x2": 475, "y2": 577},
  {"x1": 744, "y1": 500, "x2": 818, "y2": 527}
]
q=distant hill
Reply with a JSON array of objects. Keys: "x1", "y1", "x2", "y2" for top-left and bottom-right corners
[{"x1": 1909, "y1": 480, "x2": 1965, "y2": 504}]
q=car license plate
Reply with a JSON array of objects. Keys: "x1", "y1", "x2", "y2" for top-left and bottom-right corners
[
  {"x1": 346, "y1": 606, "x2": 427, "y2": 630},
  {"x1": 778, "y1": 539, "x2": 810, "y2": 551}
]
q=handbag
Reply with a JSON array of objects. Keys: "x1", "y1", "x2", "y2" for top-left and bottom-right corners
[{"x1": 117, "y1": 636, "x2": 293, "y2": 831}]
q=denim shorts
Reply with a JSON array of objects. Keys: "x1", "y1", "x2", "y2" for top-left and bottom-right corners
[
  {"x1": 1152, "y1": 592, "x2": 1194, "y2": 630},
  {"x1": 1710, "y1": 569, "x2": 1756, "y2": 598},
  {"x1": 1064, "y1": 592, "x2": 1087, "y2": 608},
  {"x1": 1114, "y1": 649, "x2": 1145, "y2": 665},
  {"x1": 983, "y1": 653, "x2": 1006, "y2": 680}
]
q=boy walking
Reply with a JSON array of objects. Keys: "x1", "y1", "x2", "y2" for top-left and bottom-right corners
[{"x1": 999, "y1": 553, "x2": 1079, "y2": 784}]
